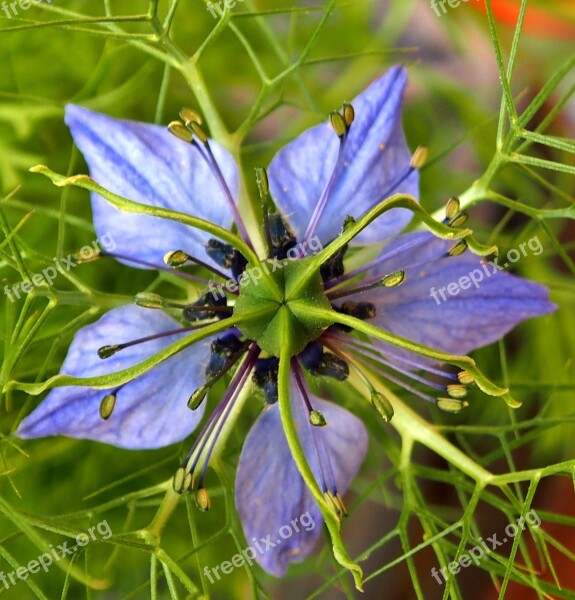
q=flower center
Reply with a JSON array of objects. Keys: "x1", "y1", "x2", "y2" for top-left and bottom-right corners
[{"x1": 233, "y1": 256, "x2": 335, "y2": 357}]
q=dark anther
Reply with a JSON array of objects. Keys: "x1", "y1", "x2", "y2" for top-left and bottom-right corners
[
  {"x1": 205, "y1": 238, "x2": 248, "y2": 280},
  {"x1": 310, "y1": 352, "x2": 349, "y2": 381},
  {"x1": 183, "y1": 292, "x2": 228, "y2": 322},
  {"x1": 298, "y1": 341, "x2": 324, "y2": 370},
  {"x1": 336, "y1": 301, "x2": 376, "y2": 320},
  {"x1": 252, "y1": 357, "x2": 280, "y2": 404},
  {"x1": 299, "y1": 342, "x2": 349, "y2": 381},
  {"x1": 268, "y1": 213, "x2": 297, "y2": 259},
  {"x1": 205, "y1": 334, "x2": 244, "y2": 379},
  {"x1": 320, "y1": 241, "x2": 348, "y2": 282}
]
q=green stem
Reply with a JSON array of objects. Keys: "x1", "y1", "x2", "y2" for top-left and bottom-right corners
[
  {"x1": 30, "y1": 165, "x2": 282, "y2": 302},
  {"x1": 277, "y1": 307, "x2": 364, "y2": 590},
  {"x1": 287, "y1": 194, "x2": 495, "y2": 301},
  {"x1": 4, "y1": 310, "x2": 246, "y2": 395},
  {"x1": 290, "y1": 302, "x2": 519, "y2": 407},
  {"x1": 146, "y1": 485, "x2": 181, "y2": 541}
]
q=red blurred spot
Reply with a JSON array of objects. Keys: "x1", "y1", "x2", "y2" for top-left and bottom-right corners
[{"x1": 469, "y1": 0, "x2": 575, "y2": 39}]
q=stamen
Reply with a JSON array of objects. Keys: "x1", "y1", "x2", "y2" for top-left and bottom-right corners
[
  {"x1": 446, "y1": 384, "x2": 468, "y2": 399},
  {"x1": 327, "y1": 234, "x2": 423, "y2": 290},
  {"x1": 164, "y1": 250, "x2": 229, "y2": 281},
  {"x1": 447, "y1": 240, "x2": 468, "y2": 257},
  {"x1": 327, "y1": 270, "x2": 405, "y2": 301},
  {"x1": 436, "y1": 398, "x2": 469, "y2": 414},
  {"x1": 321, "y1": 142, "x2": 428, "y2": 284},
  {"x1": 320, "y1": 242, "x2": 348, "y2": 283},
  {"x1": 410, "y1": 145, "x2": 429, "y2": 169},
  {"x1": 168, "y1": 121, "x2": 193, "y2": 143},
  {"x1": 205, "y1": 334, "x2": 246, "y2": 380},
  {"x1": 189, "y1": 339, "x2": 252, "y2": 410},
  {"x1": 179, "y1": 107, "x2": 203, "y2": 126},
  {"x1": 298, "y1": 341, "x2": 349, "y2": 381},
  {"x1": 177, "y1": 348, "x2": 258, "y2": 490},
  {"x1": 252, "y1": 357, "x2": 280, "y2": 404},
  {"x1": 99, "y1": 392, "x2": 117, "y2": 420},
  {"x1": 195, "y1": 487, "x2": 211, "y2": 512},
  {"x1": 342, "y1": 102, "x2": 355, "y2": 128},
  {"x1": 182, "y1": 293, "x2": 232, "y2": 322},
  {"x1": 304, "y1": 104, "x2": 354, "y2": 240},
  {"x1": 329, "y1": 331, "x2": 458, "y2": 382},
  {"x1": 326, "y1": 332, "x2": 467, "y2": 405},
  {"x1": 205, "y1": 239, "x2": 248, "y2": 280},
  {"x1": 133, "y1": 292, "x2": 232, "y2": 320},
  {"x1": 268, "y1": 213, "x2": 297, "y2": 259},
  {"x1": 292, "y1": 363, "x2": 342, "y2": 511},
  {"x1": 292, "y1": 361, "x2": 328, "y2": 429},
  {"x1": 445, "y1": 196, "x2": 460, "y2": 220},
  {"x1": 175, "y1": 346, "x2": 259, "y2": 500},
  {"x1": 97, "y1": 325, "x2": 204, "y2": 359},
  {"x1": 334, "y1": 301, "x2": 377, "y2": 323},
  {"x1": 458, "y1": 370, "x2": 475, "y2": 385},
  {"x1": 322, "y1": 339, "x2": 394, "y2": 421},
  {"x1": 168, "y1": 118, "x2": 253, "y2": 247}
]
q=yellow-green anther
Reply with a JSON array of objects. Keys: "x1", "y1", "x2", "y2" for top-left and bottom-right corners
[
  {"x1": 381, "y1": 270, "x2": 405, "y2": 288},
  {"x1": 446, "y1": 196, "x2": 461, "y2": 220},
  {"x1": 195, "y1": 488, "x2": 211, "y2": 512},
  {"x1": 172, "y1": 467, "x2": 186, "y2": 493},
  {"x1": 330, "y1": 111, "x2": 347, "y2": 138},
  {"x1": 73, "y1": 250, "x2": 98, "y2": 263},
  {"x1": 255, "y1": 167, "x2": 269, "y2": 198},
  {"x1": 410, "y1": 146, "x2": 429, "y2": 169},
  {"x1": 324, "y1": 491, "x2": 342, "y2": 517},
  {"x1": 168, "y1": 121, "x2": 193, "y2": 143},
  {"x1": 343, "y1": 102, "x2": 355, "y2": 127},
  {"x1": 99, "y1": 393, "x2": 116, "y2": 420},
  {"x1": 447, "y1": 384, "x2": 468, "y2": 399},
  {"x1": 448, "y1": 240, "x2": 468, "y2": 257},
  {"x1": 437, "y1": 398, "x2": 469, "y2": 413},
  {"x1": 371, "y1": 391, "x2": 394, "y2": 422},
  {"x1": 183, "y1": 472, "x2": 194, "y2": 493},
  {"x1": 189, "y1": 121, "x2": 208, "y2": 144},
  {"x1": 309, "y1": 410, "x2": 327, "y2": 427},
  {"x1": 449, "y1": 212, "x2": 469, "y2": 228},
  {"x1": 179, "y1": 107, "x2": 202, "y2": 126},
  {"x1": 97, "y1": 345, "x2": 118, "y2": 359},
  {"x1": 188, "y1": 385, "x2": 209, "y2": 410},
  {"x1": 335, "y1": 492, "x2": 348, "y2": 517},
  {"x1": 164, "y1": 250, "x2": 189, "y2": 267},
  {"x1": 133, "y1": 292, "x2": 164, "y2": 309},
  {"x1": 458, "y1": 370, "x2": 475, "y2": 385}
]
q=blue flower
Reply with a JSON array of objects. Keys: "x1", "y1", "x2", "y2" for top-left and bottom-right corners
[{"x1": 18, "y1": 66, "x2": 555, "y2": 577}]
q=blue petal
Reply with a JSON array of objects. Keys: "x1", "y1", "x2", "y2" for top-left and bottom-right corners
[
  {"x1": 65, "y1": 105, "x2": 239, "y2": 268},
  {"x1": 235, "y1": 392, "x2": 367, "y2": 576},
  {"x1": 17, "y1": 305, "x2": 214, "y2": 449},
  {"x1": 359, "y1": 232, "x2": 556, "y2": 356},
  {"x1": 268, "y1": 66, "x2": 418, "y2": 246}
]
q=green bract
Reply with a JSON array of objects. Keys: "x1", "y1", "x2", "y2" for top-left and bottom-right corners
[{"x1": 234, "y1": 257, "x2": 334, "y2": 356}]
